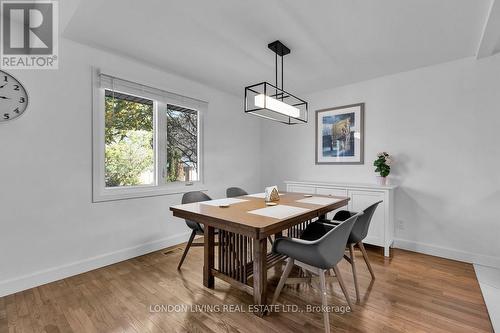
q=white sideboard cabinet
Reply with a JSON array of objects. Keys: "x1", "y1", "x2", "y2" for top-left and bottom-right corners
[{"x1": 285, "y1": 180, "x2": 397, "y2": 257}]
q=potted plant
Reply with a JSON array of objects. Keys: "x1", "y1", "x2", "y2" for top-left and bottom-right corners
[{"x1": 373, "y1": 152, "x2": 393, "y2": 185}]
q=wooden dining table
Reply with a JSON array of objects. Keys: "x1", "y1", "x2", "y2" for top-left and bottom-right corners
[{"x1": 170, "y1": 192, "x2": 349, "y2": 313}]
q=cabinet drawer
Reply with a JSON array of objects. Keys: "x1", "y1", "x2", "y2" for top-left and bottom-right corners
[
  {"x1": 316, "y1": 187, "x2": 348, "y2": 197},
  {"x1": 287, "y1": 185, "x2": 315, "y2": 194}
]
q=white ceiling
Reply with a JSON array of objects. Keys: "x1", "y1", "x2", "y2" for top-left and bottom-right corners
[{"x1": 64, "y1": 0, "x2": 492, "y2": 96}]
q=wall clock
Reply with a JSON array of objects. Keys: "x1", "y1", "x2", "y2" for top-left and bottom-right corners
[{"x1": 0, "y1": 70, "x2": 29, "y2": 123}]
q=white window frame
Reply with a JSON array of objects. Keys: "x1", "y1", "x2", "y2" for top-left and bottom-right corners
[{"x1": 92, "y1": 68, "x2": 206, "y2": 202}]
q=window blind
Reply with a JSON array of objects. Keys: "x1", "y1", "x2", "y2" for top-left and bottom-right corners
[{"x1": 98, "y1": 72, "x2": 208, "y2": 111}]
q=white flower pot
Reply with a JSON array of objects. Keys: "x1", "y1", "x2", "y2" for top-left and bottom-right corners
[{"x1": 376, "y1": 176, "x2": 387, "y2": 186}]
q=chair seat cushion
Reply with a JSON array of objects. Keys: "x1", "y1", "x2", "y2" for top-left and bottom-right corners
[
  {"x1": 319, "y1": 220, "x2": 359, "y2": 244},
  {"x1": 302, "y1": 220, "x2": 358, "y2": 245},
  {"x1": 300, "y1": 222, "x2": 336, "y2": 241}
]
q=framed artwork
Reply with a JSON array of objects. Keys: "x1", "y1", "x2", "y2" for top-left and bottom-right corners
[{"x1": 315, "y1": 103, "x2": 364, "y2": 164}]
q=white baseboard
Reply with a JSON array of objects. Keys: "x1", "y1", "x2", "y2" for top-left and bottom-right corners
[
  {"x1": 393, "y1": 238, "x2": 500, "y2": 269},
  {"x1": 474, "y1": 264, "x2": 500, "y2": 332},
  {"x1": 3, "y1": 235, "x2": 497, "y2": 298},
  {"x1": 0, "y1": 231, "x2": 191, "y2": 298}
]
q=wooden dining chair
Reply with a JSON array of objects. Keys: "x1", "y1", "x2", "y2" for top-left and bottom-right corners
[
  {"x1": 272, "y1": 213, "x2": 362, "y2": 333},
  {"x1": 318, "y1": 201, "x2": 382, "y2": 302},
  {"x1": 177, "y1": 191, "x2": 213, "y2": 270}
]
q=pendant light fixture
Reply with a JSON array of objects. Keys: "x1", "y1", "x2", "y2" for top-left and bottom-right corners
[{"x1": 244, "y1": 40, "x2": 308, "y2": 124}]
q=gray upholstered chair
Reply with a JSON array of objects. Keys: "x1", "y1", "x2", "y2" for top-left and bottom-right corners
[
  {"x1": 177, "y1": 191, "x2": 213, "y2": 270},
  {"x1": 226, "y1": 187, "x2": 248, "y2": 198},
  {"x1": 314, "y1": 201, "x2": 382, "y2": 302},
  {"x1": 272, "y1": 213, "x2": 362, "y2": 333}
]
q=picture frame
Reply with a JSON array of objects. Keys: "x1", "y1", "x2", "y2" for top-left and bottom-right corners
[{"x1": 315, "y1": 103, "x2": 364, "y2": 165}]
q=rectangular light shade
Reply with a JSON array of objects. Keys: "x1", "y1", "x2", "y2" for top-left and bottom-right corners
[{"x1": 254, "y1": 94, "x2": 300, "y2": 118}]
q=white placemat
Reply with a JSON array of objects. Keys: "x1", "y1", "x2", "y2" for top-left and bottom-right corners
[
  {"x1": 200, "y1": 198, "x2": 248, "y2": 206},
  {"x1": 246, "y1": 192, "x2": 285, "y2": 198},
  {"x1": 248, "y1": 205, "x2": 310, "y2": 219},
  {"x1": 295, "y1": 197, "x2": 342, "y2": 205}
]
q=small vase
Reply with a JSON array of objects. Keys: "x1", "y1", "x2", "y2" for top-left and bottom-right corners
[{"x1": 376, "y1": 176, "x2": 387, "y2": 186}]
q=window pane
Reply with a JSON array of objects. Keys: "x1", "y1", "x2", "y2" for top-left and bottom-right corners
[
  {"x1": 104, "y1": 90, "x2": 154, "y2": 187},
  {"x1": 164, "y1": 104, "x2": 198, "y2": 183}
]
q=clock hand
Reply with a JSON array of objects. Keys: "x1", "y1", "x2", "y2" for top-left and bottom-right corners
[
  {"x1": 0, "y1": 84, "x2": 7, "y2": 89},
  {"x1": 0, "y1": 96, "x2": 10, "y2": 99}
]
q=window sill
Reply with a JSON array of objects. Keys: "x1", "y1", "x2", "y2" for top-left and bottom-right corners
[{"x1": 92, "y1": 182, "x2": 207, "y2": 203}]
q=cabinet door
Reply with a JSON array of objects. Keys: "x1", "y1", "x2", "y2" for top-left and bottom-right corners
[
  {"x1": 316, "y1": 187, "x2": 349, "y2": 220},
  {"x1": 287, "y1": 185, "x2": 315, "y2": 194},
  {"x1": 348, "y1": 190, "x2": 385, "y2": 247}
]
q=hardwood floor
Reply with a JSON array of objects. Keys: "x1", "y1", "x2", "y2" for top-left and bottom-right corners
[{"x1": 0, "y1": 242, "x2": 493, "y2": 333}]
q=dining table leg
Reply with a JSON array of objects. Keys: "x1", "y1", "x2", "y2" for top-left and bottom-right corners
[
  {"x1": 203, "y1": 225, "x2": 215, "y2": 288},
  {"x1": 252, "y1": 237, "x2": 267, "y2": 315}
]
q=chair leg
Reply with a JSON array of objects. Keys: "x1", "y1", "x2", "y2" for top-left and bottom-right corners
[
  {"x1": 295, "y1": 267, "x2": 302, "y2": 290},
  {"x1": 358, "y1": 242, "x2": 375, "y2": 279},
  {"x1": 272, "y1": 258, "x2": 294, "y2": 304},
  {"x1": 267, "y1": 236, "x2": 274, "y2": 245},
  {"x1": 348, "y1": 244, "x2": 360, "y2": 303},
  {"x1": 333, "y1": 265, "x2": 353, "y2": 310},
  {"x1": 318, "y1": 269, "x2": 331, "y2": 333},
  {"x1": 177, "y1": 230, "x2": 197, "y2": 270}
]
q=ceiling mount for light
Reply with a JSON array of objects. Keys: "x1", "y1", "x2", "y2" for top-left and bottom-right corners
[{"x1": 244, "y1": 40, "x2": 308, "y2": 124}]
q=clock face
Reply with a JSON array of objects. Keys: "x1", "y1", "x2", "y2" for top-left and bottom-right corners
[{"x1": 0, "y1": 70, "x2": 29, "y2": 123}]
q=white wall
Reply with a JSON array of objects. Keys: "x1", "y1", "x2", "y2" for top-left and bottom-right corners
[
  {"x1": 261, "y1": 55, "x2": 500, "y2": 267},
  {"x1": 3, "y1": 36, "x2": 500, "y2": 298},
  {"x1": 0, "y1": 39, "x2": 261, "y2": 296}
]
